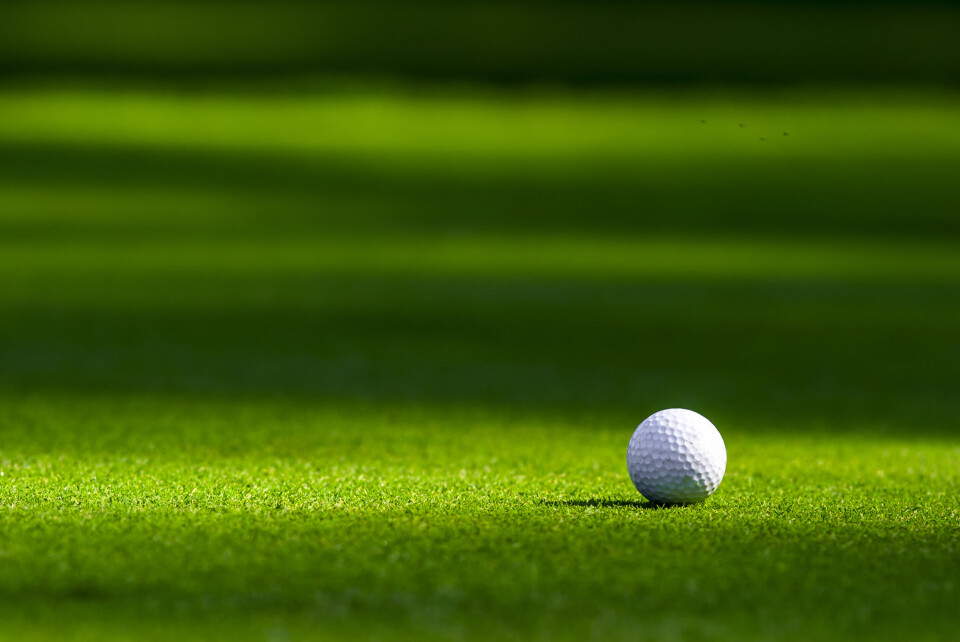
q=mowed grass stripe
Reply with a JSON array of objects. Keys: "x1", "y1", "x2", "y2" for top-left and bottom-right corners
[
  {"x1": 1, "y1": 88, "x2": 959, "y2": 162},
  {"x1": 1, "y1": 237, "x2": 959, "y2": 283}
]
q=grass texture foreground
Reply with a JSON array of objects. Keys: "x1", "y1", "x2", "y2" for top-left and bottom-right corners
[{"x1": 0, "y1": 85, "x2": 958, "y2": 641}]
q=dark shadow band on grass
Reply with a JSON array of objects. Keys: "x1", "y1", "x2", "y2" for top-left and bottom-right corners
[{"x1": 539, "y1": 498, "x2": 689, "y2": 510}]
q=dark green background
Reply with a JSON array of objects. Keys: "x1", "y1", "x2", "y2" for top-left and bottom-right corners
[{"x1": 2, "y1": 1, "x2": 960, "y2": 84}]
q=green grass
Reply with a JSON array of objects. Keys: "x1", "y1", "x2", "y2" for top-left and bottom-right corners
[
  {"x1": 0, "y1": 84, "x2": 958, "y2": 641},
  {"x1": 3, "y1": 1, "x2": 960, "y2": 84},
  {"x1": 2, "y1": 397, "x2": 959, "y2": 641}
]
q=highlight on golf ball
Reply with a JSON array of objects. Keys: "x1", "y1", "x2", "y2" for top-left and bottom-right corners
[{"x1": 626, "y1": 408, "x2": 727, "y2": 504}]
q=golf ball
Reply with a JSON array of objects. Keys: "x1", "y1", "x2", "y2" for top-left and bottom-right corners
[{"x1": 626, "y1": 408, "x2": 726, "y2": 504}]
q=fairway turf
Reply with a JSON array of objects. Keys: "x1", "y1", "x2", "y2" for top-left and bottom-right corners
[{"x1": 0, "y1": 85, "x2": 958, "y2": 641}]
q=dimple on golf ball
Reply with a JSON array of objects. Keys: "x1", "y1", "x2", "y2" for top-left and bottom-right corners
[{"x1": 626, "y1": 408, "x2": 726, "y2": 504}]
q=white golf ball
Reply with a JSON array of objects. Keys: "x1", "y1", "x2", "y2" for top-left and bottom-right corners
[{"x1": 626, "y1": 408, "x2": 726, "y2": 504}]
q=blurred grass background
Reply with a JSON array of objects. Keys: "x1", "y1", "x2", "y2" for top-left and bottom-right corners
[
  {"x1": 2, "y1": 1, "x2": 960, "y2": 83},
  {"x1": 2, "y1": 86, "x2": 957, "y2": 425},
  {"x1": 1, "y1": 1, "x2": 959, "y2": 641}
]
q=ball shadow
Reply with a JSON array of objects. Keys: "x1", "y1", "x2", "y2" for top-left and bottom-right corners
[{"x1": 540, "y1": 498, "x2": 690, "y2": 510}]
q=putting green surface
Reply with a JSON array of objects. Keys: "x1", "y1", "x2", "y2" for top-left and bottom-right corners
[{"x1": 1, "y1": 85, "x2": 958, "y2": 641}]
